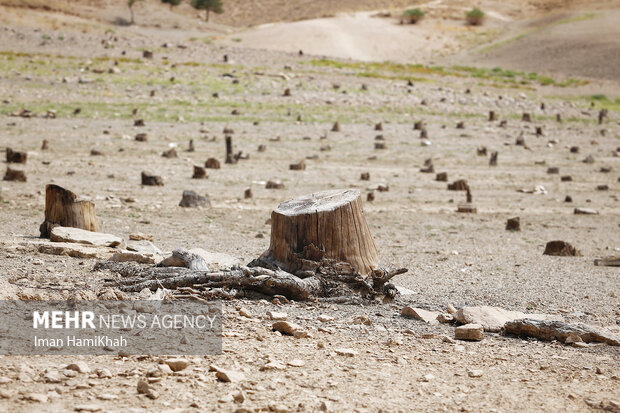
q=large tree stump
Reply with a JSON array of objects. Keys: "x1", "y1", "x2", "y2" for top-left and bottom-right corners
[
  {"x1": 39, "y1": 184, "x2": 99, "y2": 238},
  {"x1": 262, "y1": 189, "x2": 378, "y2": 276}
]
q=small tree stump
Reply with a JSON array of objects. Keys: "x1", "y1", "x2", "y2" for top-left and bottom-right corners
[
  {"x1": 244, "y1": 188, "x2": 253, "y2": 199},
  {"x1": 205, "y1": 158, "x2": 221, "y2": 169},
  {"x1": 258, "y1": 145, "x2": 266, "y2": 152},
  {"x1": 436, "y1": 172, "x2": 448, "y2": 182},
  {"x1": 466, "y1": 188, "x2": 473, "y2": 203},
  {"x1": 134, "y1": 119, "x2": 145, "y2": 127},
  {"x1": 135, "y1": 133, "x2": 148, "y2": 142},
  {"x1": 331, "y1": 122, "x2": 341, "y2": 132},
  {"x1": 41, "y1": 140, "x2": 49, "y2": 150},
  {"x1": 141, "y1": 172, "x2": 163, "y2": 186},
  {"x1": 543, "y1": 241, "x2": 581, "y2": 257},
  {"x1": 536, "y1": 126, "x2": 543, "y2": 136},
  {"x1": 457, "y1": 204, "x2": 477, "y2": 213},
  {"x1": 225, "y1": 136, "x2": 236, "y2": 164},
  {"x1": 448, "y1": 179, "x2": 469, "y2": 191},
  {"x1": 192, "y1": 166, "x2": 207, "y2": 179},
  {"x1": 561, "y1": 175, "x2": 572, "y2": 182},
  {"x1": 570, "y1": 146, "x2": 579, "y2": 153},
  {"x1": 564, "y1": 195, "x2": 573, "y2": 203},
  {"x1": 499, "y1": 120, "x2": 508, "y2": 128},
  {"x1": 263, "y1": 189, "x2": 378, "y2": 276},
  {"x1": 477, "y1": 147, "x2": 487, "y2": 156},
  {"x1": 3, "y1": 167, "x2": 27, "y2": 182},
  {"x1": 375, "y1": 122, "x2": 383, "y2": 131},
  {"x1": 456, "y1": 121, "x2": 465, "y2": 129},
  {"x1": 489, "y1": 152, "x2": 498, "y2": 166},
  {"x1": 522, "y1": 113, "x2": 531, "y2": 122},
  {"x1": 489, "y1": 111, "x2": 497, "y2": 121},
  {"x1": 188, "y1": 139, "x2": 195, "y2": 152},
  {"x1": 289, "y1": 160, "x2": 306, "y2": 170},
  {"x1": 414, "y1": 121, "x2": 424, "y2": 130},
  {"x1": 90, "y1": 149, "x2": 103, "y2": 156},
  {"x1": 360, "y1": 172, "x2": 370, "y2": 181},
  {"x1": 162, "y1": 148, "x2": 178, "y2": 158},
  {"x1": 375, "y1": 142, "x2": 387, "y2": 150},
  {"x1": 506, "y1": 217, "x2": 520, "y2": 231},
  {"x1": 598, "y1": 109, "x2": 608, "y2": 124},
  {"x1": 420, "y1": 164, "x2": 434, "y2": 173},
  {"x1": 367, "y1": 192, "x2": 375, "y2": 202},
  {"x1": 39, "y1": 184, "x2": 99, "y2": 238},
  {"x1": 266, "y1": 180, "x2": 284, "y2": 189},
  {"x1": 6, "y1": 148, "x2": 27, "y2": 164}
]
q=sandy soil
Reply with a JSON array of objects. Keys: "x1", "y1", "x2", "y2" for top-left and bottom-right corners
[{"x1": 0, "y1": 5, "x2": 619, "y2": 413}]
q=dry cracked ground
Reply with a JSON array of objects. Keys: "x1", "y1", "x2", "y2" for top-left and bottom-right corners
[{"x1": 0, "y1": 19, "x2": 619, "y2": 413}]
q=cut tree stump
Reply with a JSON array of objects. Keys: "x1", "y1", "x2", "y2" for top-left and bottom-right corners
[
  {"x1": 141, "y1": 172, "x2": 163, "y2": 186},
  {"x1": 39, "y1": 184, "x2": 99, "y2": 238},
  {"x1": 225, "y1": 136, "x2": 236, "y2": 164},
  {"x1": 289, "y1": 160, "x2": 306, "y2": 170},
  {"x1": 6, "y1": 148, "x2": 27, "y2": 163},
  {"x1": 258, "y1": 189, "x2": 378, "y2": 276},
  {"x1": 99, "y1": 189, "x2": 407, "y2": 301},
  {"x1": 3, "y1": 167, "x2": 27, "y2": 182},
  {"x1": 192, "y1": 166, "x2": 207, "y2": 179},
  {"x1": 205, "y1": 158, "x2": 221, "y2": 169}
]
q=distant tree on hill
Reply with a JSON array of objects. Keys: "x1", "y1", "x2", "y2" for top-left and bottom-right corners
[
  {"x1": 127, "y1": 0, "x2": 144, "y2": 25},
  {"x1": 191, "y1": 0, "x2": 223, "y2": 22},
  {"x1": 162, "y1": 0, "x2": 183, "y2": 11}
]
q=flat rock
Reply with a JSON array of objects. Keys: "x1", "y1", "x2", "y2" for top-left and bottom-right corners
[
  {"x1": 158, "y1": 248, "x2": 208, "y2": 271},
  {"x1": 334, "y1": 348, "x2": 358, "y2": 357},
  {"x1": 50, "y1": 227, "x2": 122, "y2": 248},
  {"x1": 109, "y1": 251, "x2": 162, "y2": 264},
  {"x1": 272, "y1": 321, "x2": 303, "y2": 336},
  {"x1": 454, "y1": 306, "x2": 560, "y2": 332},
  {"x1": 126, "y1": 240, "x2": 161, "y2": 255},
  {"x1": 401, "y1": 306, "x2": 440, "y2": 325},
  {"x1": 455, "y1": 324, "x2": 484, "y2": 341},
  {"x1": 594, "y1": 257, "x2": 620, "y2": 267},
  {"x1": 66, "y1": 361, "x2": 90, "y2": 374},
  {"x1": 210, "y1": 365, "x2": 245, "y2": 383},
  {"x1": 179, "y1": 190, "x2": 210, "y2": 208},
  {"x1": 504, "y1": 319, "x2": 620, "y2": 346},
  {"x1": 36, "y1": 241, "x2": 114, "y2": 259},
  {"x1": 164, "y1": 358, "x2": 189, "y2": 372},
  {"x1": 189, "y1": 248, "x2": 240, "y2": 270}
]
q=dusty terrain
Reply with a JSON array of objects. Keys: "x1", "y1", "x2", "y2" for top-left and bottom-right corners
[{"x1": 0, "y1": 2, "x2": 619, "y2": 412}]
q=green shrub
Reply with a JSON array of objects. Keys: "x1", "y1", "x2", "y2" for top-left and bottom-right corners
[
  {"x1": 402, "y1": 8, "x2": 425, "y2": 24},
  {"x1": 466, "y1": 8, "x2": 485, "y2": 26}
]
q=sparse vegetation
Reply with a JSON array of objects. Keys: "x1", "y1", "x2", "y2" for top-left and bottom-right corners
[
  {"x1": 466, "y1": 8, "x2": 485, "y2": 26},
  {"x1": 190, "y1": 0, "x2": 223, "y2": 22},
  {"x1": 402, "y1": 8, "x2": 425, "y2": 24}
]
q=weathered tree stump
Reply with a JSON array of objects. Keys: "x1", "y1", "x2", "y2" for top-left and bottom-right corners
[
  {"x1": 39, "y1": 184, "x2": 99, "y2": 238},
  {"x1": 489, "y1": 111, "x2": 497, "y2": 121},
  {"x1": 266, "y1": 180, "x2": 284, "y2": 189},
  {"x1": 192, "y1": 166, "x2": 207, "y2": 179},
  {"x1": 134, "y1": 119, "x2": 145, "y2": 127},
  {"x1": 489, "y1": 151, "x2": 498, "y2": 166},
  {"x1": 41, "y1": 140, "x2": 49, "y2": 150},
  {"x1": 367, "y1": 192, "x2": 375, "y2": 202},
  {"x1": 522, "y1": 113, "x2": 531, "y2": 122},
  {"x1": 506, "y1": 217, "x2": 520, "y2": 231},
  {"x1": 141, "y1": 172, "x2": 163, "y2": 186},
  {"x1": 205, "y1": 158, "x2": 221, "y2": 169},
  {"x1": 598, "y1": 109, "x2": 608, "y2": 124},
  {"x1": 162, "y1": 148, "x2": 178, "y2": 158},
  {"x1": 414, "y1": 121, "x2": 424, "y2": 130},
  {"x1": 225, "y1": 136, "x2": 236, "y2": 164},
  {"x1": 244, "y1": 188, "x2": 253, "y2": 199},
  {"x1": 135, "y1": 133, "x2": 148, "y2": 142},
  {"x1": 258, "y1": 145, "x2": 266, "y2": 152},
  {"x1": 543, "y1": 241, "x2": 581, "y2": 257},
  {"x1": 331, "y1": 122, "x2": 341, "y2": 132},
  {"x1": 3, "y1": 167, "x2": 27, "y2": 182},
  {"x1": 179, "y1": 191, "x2": 210, "y2": 208},
  {"x1": 477, "y1": 147, "x2": 487, "y2": 156},
  {"x1": 289, "y1": 160, "x2": 306, "y2": 170},
  {"x1": 375, "y1": 142, "x2": 387, "y2": 150},
  {"x1": 188, "y1": 139, "x2": 195, "y2": 152},
  {"x1": 259, "y1": 189, "x2": 378, "y2": 276},
  {"x1": 435, "y1": 172, "x2": 448, "y2": 182},
  {"x1": 448, "y1": 179, "x2": 469, "y2": 191},
  {"x1": 536, "y1": 126, "x2": 543, "y2": 136},
  {"x1": 456, "y1": 121, "x2": 465, "y2": 129},
  {"x1": 6, "y1": 148, "x2": 27, "y2": 163},
  {"x1": 570, "y1": 146, "x2": 579, "y2": 153},
  {"x1": 375, "y1": 122, "x2": 383, "y2": 131},
  {"x1": 360, "y1": 172, "x2": 370, "y2": 181},
  {"x1": 547, "y1": 167, "x2": 559, "y2": 174}
]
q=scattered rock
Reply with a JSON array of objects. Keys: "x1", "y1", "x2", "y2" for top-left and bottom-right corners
[
  {"x1": 267, "y1": 311, "x2": 288, "y2": 320},
  {"x1": 205, "y1": 158, "x2": 221, "y2": 169},
  {"x1": 574, "y1": 207, "x2": 598, "y2": 215},
  {"x1": 192, "y1": 166, "x2": 207, "y2": 179},
  {"x1": 3, "y1": 167, "x2": 26, "y2": 182},
  {"x1": 66, "y1": 361, "x2": 91, "y2": 374},
  {"x1": 455, "y1": 324, "x2": 484, "y2": 341},
  {"x1": 210, "y1": 365, "x2": 245, "y2": 383},
  {"x1": 334, "y1": 348, "x2": 358, "y2": 357},
  {"x1": 454, "y1": 306, "x2": 558, "y2": 332},
  {"x1": 50, "y1": 227, "x2": 122, "y2": 248},
  {"x1": 159, "y1": 248, "x2": 208, "y2": 271},
  {"x1": 266, "y1": 180, "x2": 285, "y2": 189},
  {"x1": 162, "y1": 148, "x2": 178, "y2": 158},
  {"x1": 179, "y1": 190, "x2": 210, "y2": 208},
  {"x1": 504, "y1": 319, "x2": 620, "y2": 346},
  {"x1": 136, "y1": 379, "x2": 159, "y2": 399},
  {"x1": 6, "y1": 148, "x2": 27, "y2": 163},
  {"x1": 594, "y1": 257, "x2": 620, "y2": 267},
  {"x1": 289, "y1": 160, "x2": 306, "y2": 170},
  {"x1": 401, "y1": 306, "x2": 439, "y2": 325},
  {"x1": 272, "y1": 321, "x2": 306, "y2": 337},
  {"x1": 164, "y1": 358, "x2": 189, "y2": 372}
]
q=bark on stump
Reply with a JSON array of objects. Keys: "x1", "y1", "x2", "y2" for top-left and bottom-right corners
[
  {"x1": 39, "y1": 184, "x2": 99, "y2": 238},
  {"x1": 261, "y1": 189, "x2": 379, "y2": 276}
]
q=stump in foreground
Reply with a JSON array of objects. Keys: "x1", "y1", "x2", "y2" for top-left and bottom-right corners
[
  {"x1": 99, "y1": 189, "x2": 405, "y2": 301},
  {"x1": 40, "y1": 184, "x2": 99, "y2": 238},
  {"x1": 261, "y1": 189, "x2": 379, "y2": 276}
]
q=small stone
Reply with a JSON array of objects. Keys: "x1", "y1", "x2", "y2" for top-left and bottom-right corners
[
  {"x1": 455, "y1": 324, "x2": 484, "y2": 341},
  {"x1": 468, "y1": 369, "x2": 483, "y2": 378},
  {"x1": 401, "y1": 306, "x2": 440, "y2": 325},
  {"x1": 543, "y1": 240, "x2": 581, "y2": 257},
  {"x1": 238, "y1": 307, "x2": 252, "y2": 318},
  {"x1": 446, "y1": 304, "x2": 457, "y2": 314},
  {"x1": 50, "y1": 227, "x2": 121, "y2": 248},
  {"x1": 437, "y1": 314, "x2": 454, "y2": 323},
  {"x1": 506, "y1": 217, "x2": 520, "y2": 231},
  {"x1": 24, "y1": 393, "x2": 48, "y2": 403},
  {"x1": 574, "y1": 208, "x2": 598, "y2": 215},
  {"x1": 136, "y1": 379, "x2": 159, "y2": 399},
  {"x1": 179, "y1": 190, "x2": 210, "y2": 208},
  {"x1": 422, "y1": 374, "x2": 435, "y2": 382},
  {"x1": 164, "y1": 358, "x2": 189, "y2": 372},
  {"x1": 66, "y1": 361, "x2": 91, "y2": 374},
  {"x1": 287, "y1": 359, "x2": 305, "y2": 367},
  {"x1": 318, "y1": 315, "x2": 334, "y2": 322},
  {"x1": 334, "y1": 348, "x2": 358, "y2": 357},
  {"x1": 74, "y1": 405, "x2": 103, "y2": 412},
  {"x1": 211, "y1": 365, "x2": 245, "y2": 383},
  {"x1": 272, "y1": 321, "x2": 303, "y2": 336},
  {"x1": 267, "y1": 311, "x2": 288, "y2": 321}
]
